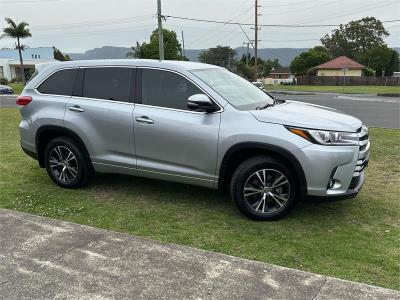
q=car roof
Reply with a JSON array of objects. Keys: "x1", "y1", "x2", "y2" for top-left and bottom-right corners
[{"x1": 37, "y1": 59, "x2": 222, "y2": 73}]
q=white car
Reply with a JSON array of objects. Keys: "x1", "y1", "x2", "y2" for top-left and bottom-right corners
[{"x1": 252, "y1": 81, "x2": 266, "y2": 91}]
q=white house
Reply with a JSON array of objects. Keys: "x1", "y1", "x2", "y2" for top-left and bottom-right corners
[{"x1": 0, "y1": 47, "x2": 56, "y2": 81}]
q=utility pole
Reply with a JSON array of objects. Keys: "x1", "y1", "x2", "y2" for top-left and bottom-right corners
[
  {"x1": 243, "y1": 42, "x2": 250, "y2": 66},
  {"x1": 254, "y1": 0, "x2": 259, "y2": 81},
  {"x1": 181, "y1": 30, "x2": 186, "y2": 58},
  {"x1": 157, "y1": 0, "x2": 164, "y2": 60}
]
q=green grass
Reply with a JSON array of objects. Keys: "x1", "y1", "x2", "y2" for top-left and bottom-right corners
[
  {"x1": 266, "y1": 85, "x2": 400, "y2": 94},
  {"x1": 9, "y1": 83, "x2": 24, "y2": 95},
  {"x1": 1, "y1": 108, "x2": 399, "y2": 290}
]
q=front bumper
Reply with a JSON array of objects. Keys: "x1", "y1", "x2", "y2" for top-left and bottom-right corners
[{"x1": 293, "y1": 126, "x2": 370, "y2": 199}]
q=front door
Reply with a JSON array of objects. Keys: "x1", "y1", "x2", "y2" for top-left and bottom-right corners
[{"x1": 133, "y1": 68, "x2": 221, "y2": 187}]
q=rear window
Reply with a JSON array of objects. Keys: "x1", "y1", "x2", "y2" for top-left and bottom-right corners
[
  {"x1": 82, "y1": 68, "x2": 133, "y2": 102},
  {"x1": 37, "y1": 69, "x2": 77, "y2": 96}
]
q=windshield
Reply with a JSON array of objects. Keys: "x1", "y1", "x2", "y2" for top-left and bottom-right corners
[{"x1": 190, "y1": 68, "x2": 274, "y2": 110}]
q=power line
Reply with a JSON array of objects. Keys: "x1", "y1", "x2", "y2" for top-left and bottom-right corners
[
  {"x1": 31, "y1": 15, "x2": 154, "y2": 31},
  {"x1": 185, "y1": 3, "x2": 253, "y2": 47},
  {"x1": 165, "y1": 15, "x2": 400, "y2": 28},
  {"x1": 290, "y1": 0, "x2": 399, "y2": 25},
  {"x1": 165, "y1": 15, "x2": 341, "y2": 27}
]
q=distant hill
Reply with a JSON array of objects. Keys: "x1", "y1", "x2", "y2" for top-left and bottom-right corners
[
  {"x1": 68, "y1": 46, "x2": 132, "y2": 60},
  {"x1": 68, "y1": 46, "x2": 308, "y2": 66},
  {"x1": 68, "y1": 46, "x2": 400, "y2": 67}
]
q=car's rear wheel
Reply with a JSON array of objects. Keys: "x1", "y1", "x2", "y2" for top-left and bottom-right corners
[
  {"x1": 230, "y1": 156, "x2": 298, "y2": 221},
  {"x1": 44, "y1": 137, "x2": 92, "y2": 188}
]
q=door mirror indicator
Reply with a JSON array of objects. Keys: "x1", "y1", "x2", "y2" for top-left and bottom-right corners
[{"x1": 187, "y1": 94, "x2": 217, "y2": 113}]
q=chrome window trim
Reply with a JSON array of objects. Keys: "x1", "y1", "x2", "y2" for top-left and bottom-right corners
[
  {"x1": 137, "y1": 66, "x2": 224, "y2": 114},
  {"x1": 69, "y1": 95, "x2": 135, "y2": 106}
]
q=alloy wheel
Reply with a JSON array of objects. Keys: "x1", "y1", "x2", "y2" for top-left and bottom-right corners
[
  {"x1": 48, "y1": 146, "x2": 79, "y2": 183},
  {"x1": 243, "y1": 169, "x2": 290, "y2": 214}
]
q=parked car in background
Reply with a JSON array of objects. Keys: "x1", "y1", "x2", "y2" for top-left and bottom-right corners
[
  {"x1": 0, "y1": 85, "x2": 14, "y2": 94},
  {"x1": 17, "y1": 59, "x2": 369, "y2": 221},
  {"x1": 252, "y1": 81, "x2": 266, "y2": 91}
]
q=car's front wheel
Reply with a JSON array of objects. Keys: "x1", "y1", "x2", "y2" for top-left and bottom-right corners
[
  {"x1": 230, "y1": 156, "x2": 298, "y2": 221},
  {"x1": 44, "y1": 137, "x2": 92, "y2": 188}
]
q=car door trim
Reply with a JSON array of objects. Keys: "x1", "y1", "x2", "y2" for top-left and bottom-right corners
[{"x1": 92, "y1": 162, "x2": 216, "y2": 182}]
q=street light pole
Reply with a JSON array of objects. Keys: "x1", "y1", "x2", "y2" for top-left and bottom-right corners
[{"x1": 157, "y1": 0, "x2": 164, "y2": 60}]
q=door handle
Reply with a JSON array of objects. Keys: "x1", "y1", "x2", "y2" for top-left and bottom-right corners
[
  {"x1": 68, "y1": 105, "x2": 85, "y2": 113},
  {"x1": 135, "y1": 116, "x2": 154, "y2": 124}
]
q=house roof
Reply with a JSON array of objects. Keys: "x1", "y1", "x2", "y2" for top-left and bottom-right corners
[
  {"x1": 270, "y1": 67, "x2": 292, "y2": 74},
  {"x1": 313, "y1": 56, "x2": 366, "y2": 70}
]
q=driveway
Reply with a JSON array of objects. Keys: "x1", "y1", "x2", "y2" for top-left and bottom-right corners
[
  {"x1": 0, "y1": 95, "x2": 16, "y2": 108},
  {"x1": 1, "y1": 209, "x2": 399, "y2": 299},
  {"x1": 269, "y1": 91, "x2": 400, "y2": 129}
]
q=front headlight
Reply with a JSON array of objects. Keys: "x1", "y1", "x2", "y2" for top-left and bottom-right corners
[{"x1": 286, "y1": 126, "x2": 359, "y2": 146}]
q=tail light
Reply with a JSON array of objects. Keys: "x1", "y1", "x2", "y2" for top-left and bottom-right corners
[{"x1": 16, "y1": 96, "x2": 32, "y2": 106}]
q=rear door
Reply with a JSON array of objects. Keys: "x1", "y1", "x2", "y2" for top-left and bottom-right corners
[
  {"x1": 64, "y1": 67, "x2": 136, "y2": 172},
  {"x1": 133, "y1": 68, "x2": 221, "y2": 187}
]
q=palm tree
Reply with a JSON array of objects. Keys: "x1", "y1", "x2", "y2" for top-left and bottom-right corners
[
  {"x1": 1, "y1": 18, "x2": 32, "y2": 85},
  {"x1": 127, "y1": 42, "x2": 145, "y2": 59}
]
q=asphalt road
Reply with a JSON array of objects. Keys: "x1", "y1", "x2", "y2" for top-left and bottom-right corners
[
  {"x1": 1, "y1": 92, "x2": 399, "y2": 128},
  {"x1": 270, "y1": 92, "x2": 400, "y2": 129}
]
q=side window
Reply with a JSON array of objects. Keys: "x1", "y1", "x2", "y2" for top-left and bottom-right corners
[
  {"x1": 83, "y1": 68, "x2": 132, "y2": 102},
  {"x1": 37, "y1": 69, "x2": 77, "y2": 96},
  {"x1": 141, "y1": 69, "x2": 202, "y2": 110}
]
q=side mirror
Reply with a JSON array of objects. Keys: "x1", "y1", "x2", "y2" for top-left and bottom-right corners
[{"x1": 187, "y1": 94, "x2": 217, "y2": 113}]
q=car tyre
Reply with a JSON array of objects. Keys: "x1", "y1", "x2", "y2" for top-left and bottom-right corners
[
  {"x1": 230, "y1": 155, "x2": 298, "y2": 221},
  {"x1": 44, "y1": 136, "x2": 92, "y2": 188}
]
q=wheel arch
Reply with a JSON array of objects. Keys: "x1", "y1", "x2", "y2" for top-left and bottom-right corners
[
  {"x1": 218, "y1": 142, "x2": 307, "y2": 198},
  {"x1": 35, "y1": 125, "x2": 92, "y2": 168}
]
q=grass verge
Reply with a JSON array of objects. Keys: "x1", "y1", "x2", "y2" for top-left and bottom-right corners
[
  {"x1": 266, "y1": 85, "x2": 400, "y2": 94},
  {"x1": 0, "y1": 108, "x2": 399, "y2": 290},
  {"x1": 9, "y1": 83, "x2": 24, "y2": 95}
]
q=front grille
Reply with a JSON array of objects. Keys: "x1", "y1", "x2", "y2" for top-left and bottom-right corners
[{"x1": 353, "y1": 125, "x2": 370, "y2": 177}]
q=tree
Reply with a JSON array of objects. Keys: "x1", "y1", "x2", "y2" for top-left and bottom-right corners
[
  {"x1": 1, "y1": 18, "x2": 32, "y2": 85},
  {"x1": 260, "y1": 59, "x2": 281, "y2": 77},
  {"x1": 198, "y1": 46, "x2": 236, "y2": 68},
  {"x1": 131, "y1": 29, "x2": 184, "y2": 60},
  {"x1": 234, "y1": 60, "x2": 252, "y2": 80},
  {"x1": 321, "y1": 17, "x2": 389, "y2": 59},
  {"x1": 290, "y1": 46, "x2": 331, "y2": 75},
  {"x1": 361, "y1": 45, "x2": 400, "y2": 77},
  {"x1": 53, "y1": 47, "x2": 70, "y2": 61},
  {"x1": 127, "y1": 42, "x2": 145, "y2": 59}
]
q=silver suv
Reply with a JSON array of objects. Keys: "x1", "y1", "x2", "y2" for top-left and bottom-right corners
[{"x1": 18, "y1": 60, "x2": 370, "y2": 220}]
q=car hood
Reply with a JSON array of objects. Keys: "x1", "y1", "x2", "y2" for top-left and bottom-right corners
[{"x1": 249, "y1": 101, "x2": 362, "y2": 132}]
